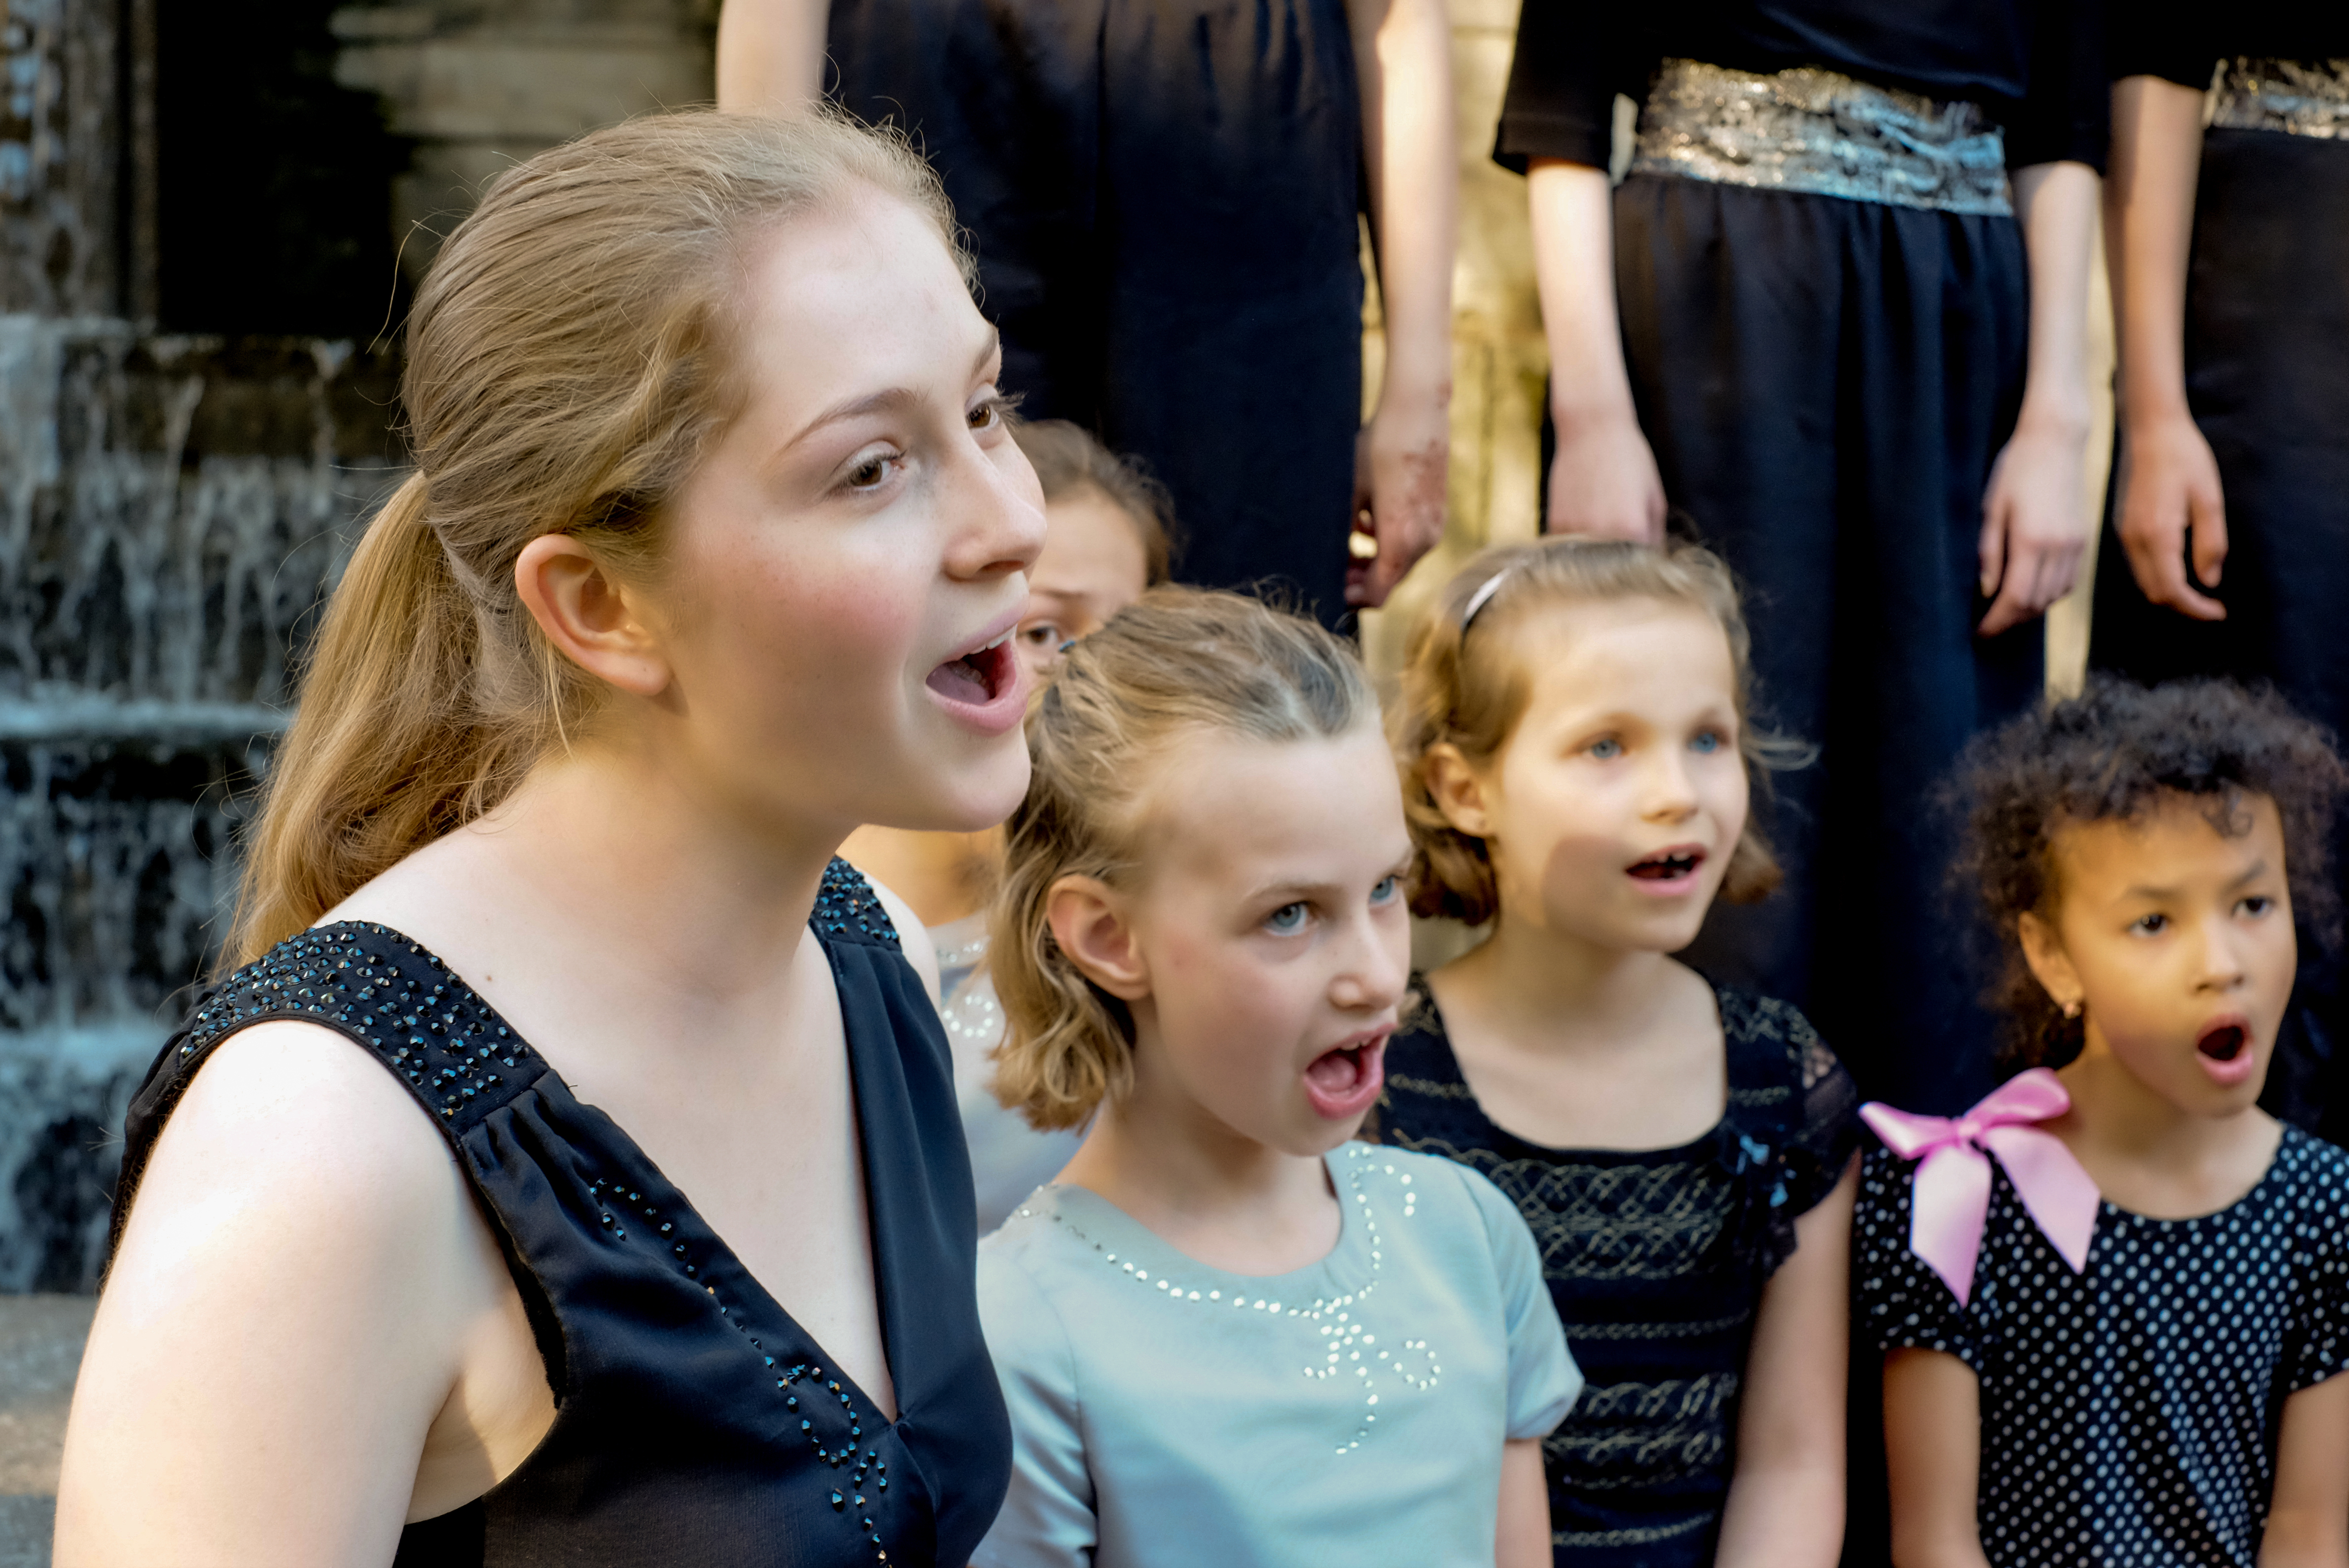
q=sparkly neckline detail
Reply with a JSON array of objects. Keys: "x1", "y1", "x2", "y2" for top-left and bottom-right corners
[{"x1": 1012, "y1": 1144, "x2": 1435, "y2": 1454}]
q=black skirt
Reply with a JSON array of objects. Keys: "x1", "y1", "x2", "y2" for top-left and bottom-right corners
[
  {"x1": 1613, "y1": 171, "x2": 2043, "y2": 1117},
  {"x1": 827, "y1": 0, "x2": 1366, "y2": 620}
]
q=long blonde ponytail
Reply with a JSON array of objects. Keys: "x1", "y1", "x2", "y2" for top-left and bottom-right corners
[{"x1": 228, "y1": 110, "x2": 965, "y2": 964}]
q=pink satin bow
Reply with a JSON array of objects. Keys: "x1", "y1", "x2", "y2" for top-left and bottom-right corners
[{"x1": 1860, "y1": 1068, "x2": 2101, "y2": 1307}]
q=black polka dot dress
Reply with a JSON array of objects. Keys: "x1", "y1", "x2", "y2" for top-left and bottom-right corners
[{"x1": 1855, "y1": 1125, "x2": 2349, "y2": 1566}]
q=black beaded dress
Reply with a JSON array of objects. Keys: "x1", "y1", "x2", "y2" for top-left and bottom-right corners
[
  {"x1": 1372, "y1": 980, "x2": 1861, "y2": 1567},
  {"x1": 108, "y1": 859, "x2": 1012, "y2": 1568}
]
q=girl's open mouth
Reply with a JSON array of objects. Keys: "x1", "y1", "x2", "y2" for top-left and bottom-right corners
[
  {"x1": 925, "y1": 626, "x2": 1021, "y2": 727},
  {"x1": 1626, "y1": 847, "x2": 1705, "y2": 889},
  {"x1": 2195, "y1": 1016, "x2": 2256, "y2": 1086},
  {"x1": 1302, "y1": 1036, "x2": 1387, "y2": 1121}
]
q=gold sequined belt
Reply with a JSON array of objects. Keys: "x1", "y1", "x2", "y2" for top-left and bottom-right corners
[
  {"x1": 1630, "y1": 58, "x2": 2013, "y2": 216},
  {"x1": 2211, "y1": 58, "x2": 2349, "y2": 140}
]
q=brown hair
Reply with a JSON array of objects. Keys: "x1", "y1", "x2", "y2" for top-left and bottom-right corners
[
  {"x1": 991, "y1": 586, "x2": 1380, "y2": 1129},
  {"x1": 1954, "y1": 676, "x2": 2349, "y2": 1069},
  {"x1": 227, "y1": 110, "x2": 965, "y2": 966},
  {"x1": 1393, "y1": 536, "x2": 1807, "y2": 926},
  {"x1": 1010, "y1": 418, "x2": 1177, "y2": 585}
]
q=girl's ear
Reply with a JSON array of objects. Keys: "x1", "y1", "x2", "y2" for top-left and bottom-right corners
[
  {"x1": 1046, "y1": 875, "x2": 1150, "y2": 1001},
  {"x1": 1424, "y1": 743, "x2": 1495, "y2": 839},
  {"x1": 514, "y1": 533, "x2": 673, "y2": 699},
  {"x1": 2017, "y1": 910, "x2": 2084, "y2": 1017}
]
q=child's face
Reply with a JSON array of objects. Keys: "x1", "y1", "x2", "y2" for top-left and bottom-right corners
[
  {"x1": 2026, "y1": 793, "x2": 2297, "y2": 1117},
  {"x1": 1448, "y1": 598, "x2": 1747, "y2": 953},
  {"x1": 1013, "y1": 487, "x2": 1151, "y2": 682},
  {"x1": 1114, "y1": 724, "x2": 1414, "y2": 1156}
]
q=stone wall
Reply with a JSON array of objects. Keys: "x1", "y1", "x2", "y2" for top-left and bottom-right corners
[{"x1": 0, "y1": 321, "x2": 401, "y2": 1290}]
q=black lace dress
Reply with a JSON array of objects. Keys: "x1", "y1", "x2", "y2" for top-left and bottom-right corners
[
  {"x1": 108, "y1": 859, "x2": 1012, "y2": 1567},
  {"x1": 1373, "y1": 980, "x2": 1860, "y2": 1567}
]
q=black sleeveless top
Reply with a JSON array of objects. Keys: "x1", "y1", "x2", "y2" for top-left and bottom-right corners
[{"x1": 110, "y1": 859, "x2": 1013, "y2": 1567}]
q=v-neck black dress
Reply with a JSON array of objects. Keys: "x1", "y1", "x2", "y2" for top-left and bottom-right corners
[{"x1": 108, "y1": 858, "x2": 1012, "y2": 1567}]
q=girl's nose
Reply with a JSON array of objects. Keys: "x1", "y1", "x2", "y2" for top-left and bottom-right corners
[
  {"x1": 2194, "y1": 909, "x2": 2252, "y2": 992},
  {"x1": 944, "y1": 444, "x2": 1047, "y2": 583},
  {"x1": 1643, "y1": 748, "x2": 1700, "y2": 820},
  {"x1": 1330, "y1": 908, "x2": 1410, "y2": 1012}
]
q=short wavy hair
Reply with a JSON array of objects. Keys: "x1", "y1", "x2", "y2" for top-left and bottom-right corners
[
  {"x1": 1391, "y1": 536, "x2": 1808, "y2": 926},
  {"x1": 1953, "y1": 677, "x2": 2349, "y2": 1069}
]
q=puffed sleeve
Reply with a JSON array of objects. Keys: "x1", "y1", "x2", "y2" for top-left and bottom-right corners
[
  {"x1": 2105, "y1": 0, "x2": 2217, "y2": 89},
  {"x1": 2289, "y1": 1141, "x2": 2349, "y2": 1394},
  {"x1": 1781, "y1": 1010, "x2": 1863, "y2": 1219},
  {"x1": 1853, "y1": 1146, "x2": 1982, "y2": 1369},
  {"x1": 1460, "y1": 1164, "x2": 1583, "y2": 1439},
  {"x1": 972, "y1": 1252, "x2": 1098, "y2": 1568},
  {"x1": 2008, "y1": 0, "x2": 2109, "y2": 171},
  {"x1": 1493, "y1": 0, "x2": 1648, "y2": 173}
]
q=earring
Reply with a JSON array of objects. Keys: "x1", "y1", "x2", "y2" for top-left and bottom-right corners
[{"x1": 2062, "y1": 998, "x2": 2082, "y2": 1020}]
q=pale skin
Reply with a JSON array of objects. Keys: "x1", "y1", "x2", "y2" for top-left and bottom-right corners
[
  {"x1": 714, "y1": 0, "x2": 1456, "y2": 610},
  {"x1": 55, "y1": 194, "x2": 1047, "y2": 1567},
  {"x1": 1527, "y1": 156, "x2": 2100, "y2": 637},
  {"x1": 1044, "y1": 723, "x2": 1549, "y2": 1566},
  {"x1": 842, "y1": 481, "x2": 1154, "y2": 927},
  {"x1": 2105, "y1": 74, "x2": 2230, "y2": 621},
  {"x1": 1883, "y1": 796, "x2": 2349, "y2": 1568},
  {"x1": 1422, "y1": 596, "x2": 1851, "y2": 1568}
]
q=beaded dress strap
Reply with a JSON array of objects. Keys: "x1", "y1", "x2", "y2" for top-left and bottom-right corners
[{"x1": 813, "y1": 856, "x2": 903, "y2": 951}]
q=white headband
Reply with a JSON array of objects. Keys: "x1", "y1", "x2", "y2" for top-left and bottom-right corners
[{"x1": 1460, "y1": 568, "x2": 1512, "y2": 632}]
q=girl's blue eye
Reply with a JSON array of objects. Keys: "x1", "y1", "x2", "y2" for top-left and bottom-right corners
[
  {"x1": 1690, "y1": 730, "x2": 1723, "y2": 754},
  {"x1": 1266, "y1": 902, "x2": 1308, "y2": 934},
  {"x1": 2130, "y1": 912, "x2": 2170, "y2": 935},
  {"x1": 1587, "y1": 737, "x2": 1623, "y2": 760},
  {"x1": 1371, "y1": 875, "x2": 1399, "y2": 904}
]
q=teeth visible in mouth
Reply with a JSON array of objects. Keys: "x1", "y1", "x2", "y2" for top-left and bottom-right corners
[
  {"x1": 1629, "y1": 853, "x2": 1699, "y2": 880},
  {"x1": 977, "y1": 628, "x2": 1013, "y2": 653}
]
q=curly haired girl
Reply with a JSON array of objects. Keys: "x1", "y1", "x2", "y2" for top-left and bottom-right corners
[{"x1": 1858, "y1": 678, "x2": 2349, "y2": 1567}]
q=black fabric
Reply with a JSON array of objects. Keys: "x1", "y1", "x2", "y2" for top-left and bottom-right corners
[
  {"x1": 2110, "y1": 2, "x2": 2349, "y2": 88},
  {"x1": 110, "y1": 859, "x2": 1012, "y2": 1568},
  {"x1": 1375, "y1": 980, "x2": 1860, "y2": 1567},
  {"x1": 1608, "y1": 173, "x2": 2041, "y2": 1118},
  {"x1": 2088, "y1": 128, "x2": 2349, "y2": 1147},
  {"x1": 829, "y1": 0, "x2": 1365, "y2": 623},
  {"x1": 1494, "y1": 0, "x2": 2106, "y2": 174}
]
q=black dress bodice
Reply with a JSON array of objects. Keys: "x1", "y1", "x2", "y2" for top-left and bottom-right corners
[{"x1": 110, "y1": 859, "x2": 1012, "y2": 1567}]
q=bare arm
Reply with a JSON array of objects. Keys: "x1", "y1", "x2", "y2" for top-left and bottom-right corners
[
  {"x1": 715, "y1": 0, "x2": 828, "y2": 113},
  {"x1": 1714, "y1": 1158, "x2": 1856, "y2": 1568},
  {"x1": 2105, "y1": 75, "x2": 2227, "y2": 621},
  {"x1": 2262, "y1": 1374, "x2": 2349, "y2": 1568},
  {"x1": 1525, "y1": 157, "x2": 1664, "y2": 543},
  {"x1": 1882, "y1": 1347, "x2": 1992, "y2": 1568},
  {"x1": 53, "y1": 1025, "x2": 531, "y2": 1567},
  {"x1": 1975, "y1": 159, "x2": 2100, "y2": 637},
  {"x1": 1496, "y1": 1436, "x2": 1551, "y2": 1568},
  {"x1": 1345, "y1": 0, "x2": 1457, "y2": 608}
]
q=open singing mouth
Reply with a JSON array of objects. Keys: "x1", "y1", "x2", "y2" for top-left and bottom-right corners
[
  {"x1": 2197, "y1": 1020, "x2": 2248, "y2": 1063},
  {"x1": 926, "y1": 626, "x2": 1016, "y2": 706},
  {"x1": 1627, "y1": 848, "x2": 1704, "y2": 881}
]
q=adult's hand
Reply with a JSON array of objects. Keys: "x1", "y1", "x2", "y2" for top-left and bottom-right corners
[
  {"x1": 1545, "y1": 409, "x2": 1666, "y2": 543},
  {"x1": 1976, "y1": 413, "x2": 2089, "y2": 638},
  {"x1": 2114, "y1": 412, "x2": 2228, "y2": 620},
  {"x1": 1346, "y1": 393, "x2": 1451, "y2": 608}
]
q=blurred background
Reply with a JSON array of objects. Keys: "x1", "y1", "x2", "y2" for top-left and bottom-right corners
[{"x1": 0, "y1": 4, "x2": 2109, "y2": 1557}]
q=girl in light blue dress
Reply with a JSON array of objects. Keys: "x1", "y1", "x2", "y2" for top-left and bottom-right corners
[{"x1": 974, "y1": 587, "x2": 1581, "y2": 1568}]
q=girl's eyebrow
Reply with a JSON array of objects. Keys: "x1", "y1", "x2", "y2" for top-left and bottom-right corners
[
  {"x1": 2119, "y1": 858, "x2": 2271, "y2": 903},
  {"x1": 778, "y1": 331, "x2": 1003, "y2": 454}
]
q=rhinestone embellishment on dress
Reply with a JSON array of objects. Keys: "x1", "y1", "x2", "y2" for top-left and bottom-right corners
[{"x1": 1016, "y1": 1143, "x2": 1440, "y2": 1454}]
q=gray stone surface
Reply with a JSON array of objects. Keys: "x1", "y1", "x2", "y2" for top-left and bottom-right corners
[
  {"x1": 0, "y1": 322, "x2": 403, "y2": 1290},
  {"x1": 0, "y1": 1292, "x2": 95, "y2": 1568}
]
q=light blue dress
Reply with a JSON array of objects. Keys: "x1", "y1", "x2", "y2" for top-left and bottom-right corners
[{"x1": 974, "y1": 1142, "x2": 1582, "y2": 1567}]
